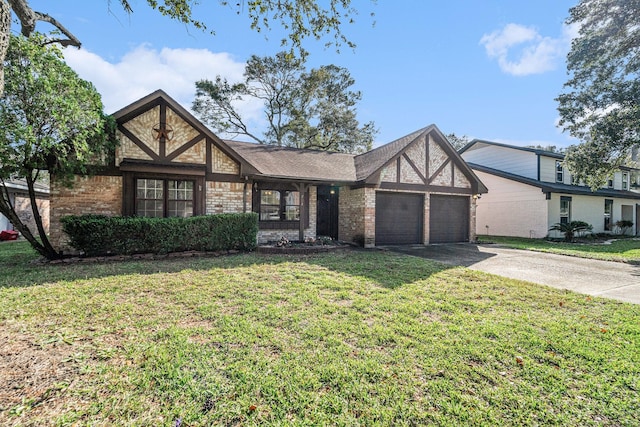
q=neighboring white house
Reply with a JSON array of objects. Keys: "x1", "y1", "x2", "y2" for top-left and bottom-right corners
[
  {"x1": 1, "y1": 179, "x2": 50, "y2": 235},
  {"x1": 459, "y1": 140, "x2": 640, "y2": 238}
]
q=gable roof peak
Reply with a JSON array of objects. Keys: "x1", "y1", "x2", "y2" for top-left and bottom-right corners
[{"x1": 354, "y1": 125, "x2": 437, "y2": 181}]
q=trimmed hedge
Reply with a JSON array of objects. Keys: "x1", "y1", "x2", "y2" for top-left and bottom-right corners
[{"x1": 60, "y1": 213, "x2": 258, "y2": 256}]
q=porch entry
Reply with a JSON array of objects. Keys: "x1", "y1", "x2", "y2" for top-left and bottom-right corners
[{"x1": 317, "y1": 185, "x2": 339, "y2": 239}]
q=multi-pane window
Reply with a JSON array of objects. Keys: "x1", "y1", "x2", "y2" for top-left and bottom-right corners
[
  {"x1": 135, "y1": 178, "x2": 194, "y2": 218},
  {"x1": 560, "y1": 196, "x2": 571, "y2": 224},
  {"x1": 604, "y1": 199, "x2": 613, "y2": 231},
  {"x1": 622, "y1": 172, "x2": 629, "y2": 190},
  {"x1": 284, "y1": 191, "x2": 301, "y2": 220},
  {"x1": 168, "y1": 180, "x2": 194, "y2": 217},
  {"x1": 136, "y1": 179, "x2": 164, "y2": 217},
  {"x1": 555, "y1": 161, "x2": 564, "y2": 183},
  {"x1": 260, "y1": 190, "x2": 281, "y2": 221},
  {"x1": 260, "y1": 190, "x2": 300, "y2": 221},
  {"x1": 607, "y1": 178, "x2": 614, "y2": 188}
]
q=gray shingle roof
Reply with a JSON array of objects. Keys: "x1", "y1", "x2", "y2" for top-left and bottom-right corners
[
  {"x1": 354, "y1": 126, "x2": 433, "y2": 181},
  {"x1": 459, "y1": 139, "x2": 565, "y2": 159},
  {"x1": 224, "y1": 140, "x2": 357, "y2": 182},
  {"x1": 469, "y1": 163, "x2": 640, "y2": 200}
]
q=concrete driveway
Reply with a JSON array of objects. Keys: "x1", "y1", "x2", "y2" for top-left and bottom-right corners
[{"x1": 387, "y1": 244, "x2": 640, "y2": 305}]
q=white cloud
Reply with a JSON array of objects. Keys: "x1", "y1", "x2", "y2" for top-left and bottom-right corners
[
  {"x1": 63, "y1": 44, "x2": 264, "y2": 134},
  {"x1": 480, "y1": 23, "x2": 576, "y2": 76}
]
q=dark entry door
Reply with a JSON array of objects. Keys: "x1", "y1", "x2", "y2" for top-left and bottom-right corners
[
  {"x1": 429, "y1": 195, "x2": 469, "y2": 243},
  {"x1": 375, "y1": 192, "x2": 424, "y2": 245},
  {"x1": 317, "y1": 185, "x2": 339, "y2": 239}
]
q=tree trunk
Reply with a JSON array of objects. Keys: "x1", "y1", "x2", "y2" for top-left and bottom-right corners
[
  {"x1": 0, "y1": 182, "x2": 51, "y2": 258},
  {"x1": 0, "y1": 0, "x2": 11, "y2": 96},
  {"x1": 25, "y1": 174, "x2": 61, "y2": 259}
]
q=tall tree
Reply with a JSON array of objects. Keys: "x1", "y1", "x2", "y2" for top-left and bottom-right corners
[
  {"x1": 193, "y1": 52, "x2": 376, "y2": 153},
  {"x1": 524, "y1": 144, "x2": 565, "y2": 154},
  {"x1": 0, "y1": 34, "x2": 117, "y2": 259},
  {"x1": 445, "y1": 133, "x2": 470, "y2": 151},
  {"x1": 557, "y1": 0, "x2": 640, "y2": 190},
  {"x1": 0, "y1": 0, "x2": 371, "y2": 95}
]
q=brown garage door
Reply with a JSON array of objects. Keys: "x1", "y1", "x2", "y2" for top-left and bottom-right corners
[
  {"x1": 375, "y1": 192, "x2": 424, "y2": 245},
  {"x1": 429, "y1": 195, "x2": 469, "y2": 243}
]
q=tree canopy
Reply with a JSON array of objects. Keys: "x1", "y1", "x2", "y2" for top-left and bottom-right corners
[
  {"x1": 0, "y1": 34, "x2": 116, "y2": 259},
  {"x1": 445, "y1": 133, "x2": 470, "y2": 151},
  {"x1": 557, "y1": 0, "x2": 640, "y2": 190},
  {"x1": 1, "y1": 0, "x2": 372, "y2": 95},
  {"x1": 193, "y1": 51, "x2": 377, "y2": 153}
]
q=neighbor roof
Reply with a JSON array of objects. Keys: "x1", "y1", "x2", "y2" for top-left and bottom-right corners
[
  {"x1": 459, "y1": 139, "x2": 565, "y2": 160},
  {"x1": 2, "y1": 179, "x2": 49, "y2": 195},
  {"x1": 469, "y1": 163, "x2": 640, "y2": 200}
]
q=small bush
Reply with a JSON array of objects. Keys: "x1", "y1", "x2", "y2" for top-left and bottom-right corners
[
  {"x1": 61, "y1": 213, "x2": 258, "y2": 256},
  {"x1": 549, "y1": 220, "x2": 593, "y2": 242},
  {"x1": 614, "y1": 220, "x2": 634, "y2": 235}
]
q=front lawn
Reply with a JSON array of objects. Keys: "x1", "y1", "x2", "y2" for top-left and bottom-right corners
[
  {"x1": 478, "y1": 235, "x2": 640, "y2": 263},
  {"x1": 1, "y1": 242, "x2": 638, "y2": 425}
]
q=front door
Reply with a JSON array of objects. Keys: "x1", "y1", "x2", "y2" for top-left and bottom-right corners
[{"x1": 316, "y1": 185, "x2": 339, "y2": 239}]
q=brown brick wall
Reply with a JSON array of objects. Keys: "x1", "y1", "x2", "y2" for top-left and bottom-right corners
[
  {"x1": 212, "y1": 146, "x2": 240, "y2": 174},
  {"x1": 454, "y1": 165, "x2": 471, "y2": 188},
  {"x1": 117, "y1": 107, "x2": 159, "y2": 165},
  {"x1": 338, "y1": 186, "x2": 375, "y2": 247},
  {"x1": 166, "y1": 107, "x2": 201, "y2": 156},
  {"x1": 50, "y1": 175, "x2": 122, "y2": 251},
  {"x1": 172, "y1": 139, "x2": 207, "y2": 164},
  {"x1": 206, "y1": 181, "x2": 246, "y2": 214}
]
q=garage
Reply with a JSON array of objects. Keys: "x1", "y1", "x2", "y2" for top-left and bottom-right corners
[
  {"x1": 429, "y1": 195, "x2": 470, "y2": 243},
  {"x1": 375, "y1": 192, "x2": 424, "y2": 245}
]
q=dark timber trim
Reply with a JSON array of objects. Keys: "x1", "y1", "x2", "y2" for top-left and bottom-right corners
[
  {"x1": 428, "y1": 159, "x2": 451, "y2": 184},
  {"x1": 118, "y1": 125, "x2": 160, "y2": 161},
  {"x1": 403, "y1": 153, "x2": 427, "y2": 183},
  {"x1": 166, "y1": 134, "x2": 205, "y2": 161}
]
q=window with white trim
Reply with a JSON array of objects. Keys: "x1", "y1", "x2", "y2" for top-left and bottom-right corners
[
  {"x1": 555, "y1": 161, "x2": 564, "y2": 183},
  {"x1": 604, "y1": 199, "x2": 613, "y2": 231},
  {"x1": 560, "y1": 196, "x2": 571, "y2": 224},
  {"x1": 622, "y1": 172, "x2": 629, "y2": 190}
]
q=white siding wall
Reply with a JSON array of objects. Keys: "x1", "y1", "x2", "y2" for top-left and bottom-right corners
[
  {"x1": 474, "y1": 171, "x2": 549, "y2": 238},
  {"x1": 539, "y1": 156, "x2": 562, "y2": 183},
  {"x1": 547, "y1": 194, "x2": 603, "y2": 238},
  {"x1": 461, "y1": 145, "x2": 537, "y2": 179},
  {"x1": 547, "y1": 194, "x2": 638, "y2": 236},
  {"x1": 1, "y1": 194, "x2": 14, "y2": 231},
  {"x1": 0, "y1": 213, "x2": 9, "y2": 231}
]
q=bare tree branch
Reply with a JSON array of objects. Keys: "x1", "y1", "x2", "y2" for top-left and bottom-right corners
[
  {"x1": 34, "y1": 11, "x2": 81, "y2": 47},
  {"x1": 7, "y1": 0, "x2": 81, "y2": 46},
  {"x1": 7, "y1": 0, "x2": 35, "y2": 36}
]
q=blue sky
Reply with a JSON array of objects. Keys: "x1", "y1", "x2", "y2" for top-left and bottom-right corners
[{"x1": 15, "y1": 1, "x2": 578, "y2": 148}]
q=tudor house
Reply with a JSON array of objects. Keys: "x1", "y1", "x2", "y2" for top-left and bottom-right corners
[
  {"x1": 460, "y1": 140, "x2": 640, "y2": 238},
  {"x1": 49, "y1": 90, "x2": 486, "y2": 252}
]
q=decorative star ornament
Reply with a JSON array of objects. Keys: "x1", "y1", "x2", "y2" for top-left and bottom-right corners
[{"x1": 152, "y1": 123, "x2": 174, "y2": 141}]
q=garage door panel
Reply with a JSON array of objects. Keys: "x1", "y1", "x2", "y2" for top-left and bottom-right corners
[
  {"x1": 376, "y1": 192, "x2": 424, "y2": 245},
  {"x1": 430, "y1": 195, "x2": 469, "y2": 243}
]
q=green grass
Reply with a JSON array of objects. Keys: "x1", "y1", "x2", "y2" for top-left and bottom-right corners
[
  {"x1": 1, "y1": 241, "x2": 639, "y2": 426},
  {"x1": 477, "y1": 235, "x2": 640, "y2": 263}
]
